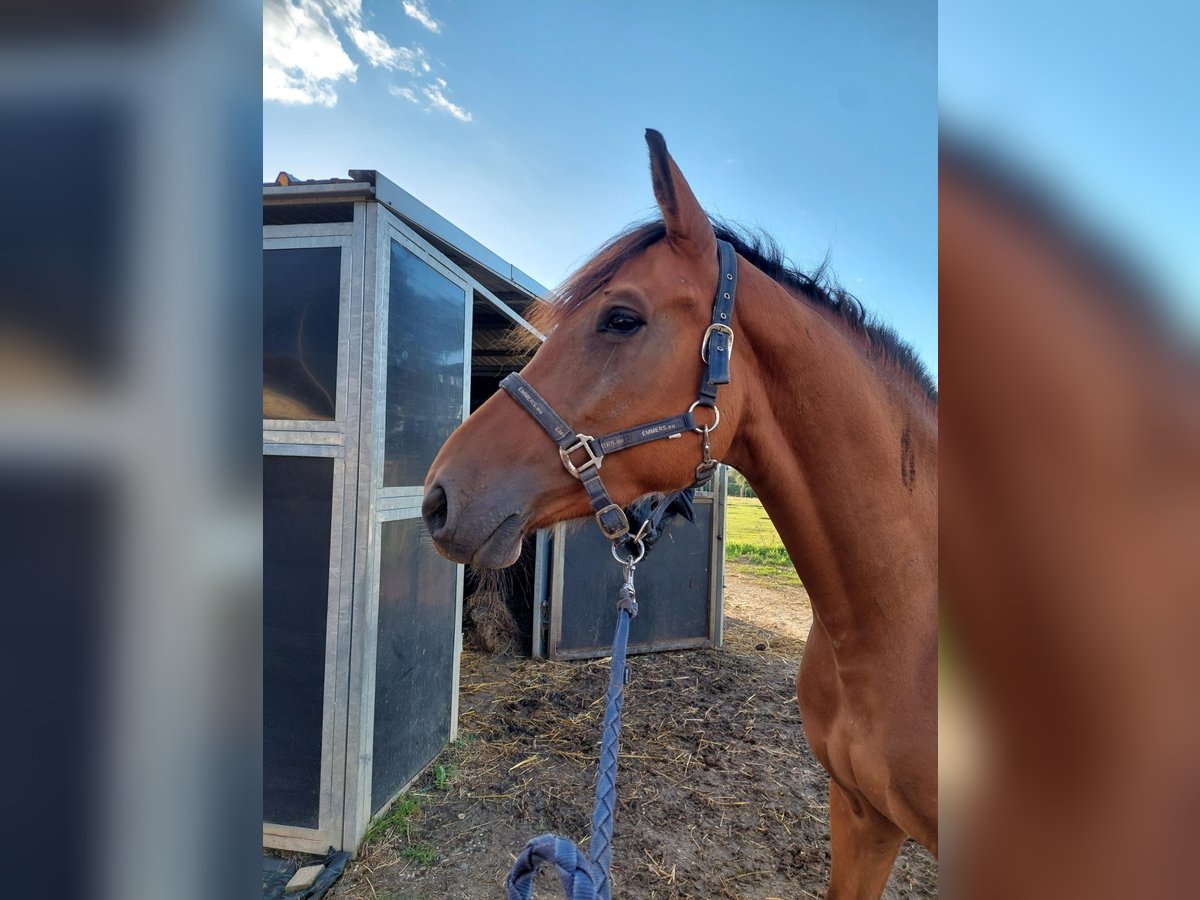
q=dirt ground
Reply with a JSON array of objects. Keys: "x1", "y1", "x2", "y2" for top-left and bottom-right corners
[{"x1": 330, "y1": 573, "x2": 937, "y2": 899}]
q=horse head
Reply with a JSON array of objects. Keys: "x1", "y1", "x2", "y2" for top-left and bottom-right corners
[{"x1": 422, "y1": 130, "x2": 742, "y2": 567}]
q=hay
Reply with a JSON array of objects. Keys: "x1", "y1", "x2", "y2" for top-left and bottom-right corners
[{"x1": 464, "y1": 569, "x2": 520, "y2": 655}]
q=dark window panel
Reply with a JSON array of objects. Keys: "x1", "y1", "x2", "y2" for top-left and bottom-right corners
[
  {"x1": 0, "y1": 102, "x2": 128, "y2": 390},
  {"x1": 263, "y1": 455, "x2": 334, "y2": 828},
  {"x1": 263, "y1": 247, "x2": 342, "y2": 421},
  {"x1": 0, "y1": 473, "x2": 110, "y2": 900},
  {"x1": 371, "y1": 518, "x2": 458, "y2": 811},
  {"x1": 382, "y1": 241, "x2": 466, "y2": 487}
]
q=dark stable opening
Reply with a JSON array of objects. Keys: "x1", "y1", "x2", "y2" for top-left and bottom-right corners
[
  {"x1": 466, "y1": 276, "x2": 542, "y2": 653},
  {"x1": 464, "y1": 370, "x2": 538, "y2": 656},
  {"x1": 263, "y1": 202, "x2": 355, "y2": 226}
]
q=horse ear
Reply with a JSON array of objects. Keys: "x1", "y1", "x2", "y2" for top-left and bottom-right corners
[{"x1": 645, "y1": 129, "x2": 717, "y2": 260}]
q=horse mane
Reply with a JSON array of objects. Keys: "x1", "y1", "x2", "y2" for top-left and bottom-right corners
[{"x1": 529, "y1": 218, "x2": 939, "y2": 405}]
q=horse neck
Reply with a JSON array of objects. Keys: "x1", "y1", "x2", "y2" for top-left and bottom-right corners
[{"x1": 724, "y1": 267, "x2": 937, "y2": 649}]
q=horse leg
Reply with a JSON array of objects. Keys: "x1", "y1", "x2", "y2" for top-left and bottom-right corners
[{"x1": 826, "y1": 780, "x2": 906, "y2": 900}]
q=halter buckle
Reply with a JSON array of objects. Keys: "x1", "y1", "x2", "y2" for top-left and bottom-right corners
[
  {"x1": 559, "y1": 434, "x2": 603, "y2": 478},
  {"x1": 700, "y1": 323, "x2": 735, "y2": 363},
  {"x1": 594, "y1": 503, "x2": 630, "y2": 540}
]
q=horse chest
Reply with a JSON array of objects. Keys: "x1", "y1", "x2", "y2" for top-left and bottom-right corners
[{"x1": 797, "y1": 622, "x2": 895, "y2": 792}]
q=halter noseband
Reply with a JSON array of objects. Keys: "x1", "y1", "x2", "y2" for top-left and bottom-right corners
[{"x1": 499, "y1": 239, "x2": 739, "y2": 545}]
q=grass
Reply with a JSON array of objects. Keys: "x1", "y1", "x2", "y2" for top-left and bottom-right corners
[
  {"x1": 724, "y1": 496, "x2": 800, "y2": 585},
  {"x1": 363, "y1": 794, "x2": 420, "y2": 845},
  {"x1": 401, "y1": 842, "x2": 436, "y2": 866},
  {"x1": 357, "y1": 743, "x2": 465, "y2": 867},
  {"x1": 432, "y1": 761, "x2": 460, "y2": 790}
]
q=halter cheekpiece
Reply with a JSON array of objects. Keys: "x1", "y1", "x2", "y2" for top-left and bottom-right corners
[{"x1": 500, "y1": 239, "x2": 739, "y2": 546}]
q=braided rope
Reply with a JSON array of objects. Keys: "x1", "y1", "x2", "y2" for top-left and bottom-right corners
[{"x1": 506, "y1": 590, "x2": 636, "y2": 900}]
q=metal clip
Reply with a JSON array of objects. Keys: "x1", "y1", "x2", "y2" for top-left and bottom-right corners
[
  {"x1": 694, "y1": 423, "x2": 718, "y2": 483},
  {"x1": 617, "y1": 558, "x2": 639, "y2": 618}
]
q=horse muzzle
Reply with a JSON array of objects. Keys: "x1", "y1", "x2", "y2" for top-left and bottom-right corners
[{"x1": 422, "y1": 476, "x2": 530, "y2": 569}]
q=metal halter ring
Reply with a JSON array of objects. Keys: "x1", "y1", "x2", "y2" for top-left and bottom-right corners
[
  {"x1": 611, "y1": 537, "x2": 646, "y2": 565},
  {"x1": 688, "y1": 400, "x2": 721, "y2": 434}
]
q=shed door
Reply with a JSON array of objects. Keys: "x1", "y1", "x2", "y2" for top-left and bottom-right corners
[
  {"x1": 364, "y1": 220, "x2": 470, "y2": 818},
  {"x1": 262, "y1": 227, "x2": 361, "y2": 853},
  {"x1": 544, "y1": 468, "x2": 727, "y2": 660}
]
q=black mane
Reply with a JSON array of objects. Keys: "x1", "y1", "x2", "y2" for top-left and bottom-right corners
[
  {"x1": 712, "y1": 221, "x2": 937, "y2": 403},
  {"x1": 538, "y1": 218, "x2": 938, "y2": 405}
]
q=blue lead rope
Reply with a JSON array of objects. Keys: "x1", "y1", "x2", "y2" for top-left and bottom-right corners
[{"x1": 506, "y1": 585, "x2": 637, "y2": 900}]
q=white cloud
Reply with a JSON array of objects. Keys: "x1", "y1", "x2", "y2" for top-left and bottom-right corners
[
  {"x1": 389, "y1": 78, "x2": 472, "y2": 122},
  {"x1": 402, "y1": 0, "x2": 441, "y2": 33},
  {"x1": 422, "y1": 81, "x2": 472, "y2": 122},
  {"x1": 263, "y1": 0, "x2": 357, "y2": 107},
  {"x1": 323, "y1": 0, "x2": 432, "y2": 74},
  {"x1": 265, "y1": 0, "x2": 468, "y2": 122},
  {"x1": 347, "y1": 26, "x2": 430, "y2": 72},
  {"x1": 324, "y1": 0, "x2": 360, "y2": 20}
]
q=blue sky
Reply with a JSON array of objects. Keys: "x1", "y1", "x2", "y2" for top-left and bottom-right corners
[
  {"x1": 940, "y1": 1, "x2": 1199, "y2": 333},
  {"x1": 265, "y1": 0, "x2": 938, "y2": 379}
]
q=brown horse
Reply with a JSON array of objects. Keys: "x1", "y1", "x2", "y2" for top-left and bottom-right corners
[{"x1": 423, "y1": 131, "x2": 938, "y2": 897}]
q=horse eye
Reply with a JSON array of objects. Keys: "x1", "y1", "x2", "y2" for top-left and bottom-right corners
[{"x1": 601, "y1": 308, "x2": 644, "y2": 335}]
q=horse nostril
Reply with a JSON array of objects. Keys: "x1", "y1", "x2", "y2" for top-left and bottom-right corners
[{"x1": 423, "y1": 483, "x2": 449, "y2": 535}]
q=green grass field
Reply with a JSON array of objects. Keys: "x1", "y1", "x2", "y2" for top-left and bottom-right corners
[{"x1": 724, "y1": 496, "x2": 800, "y2": 585}]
